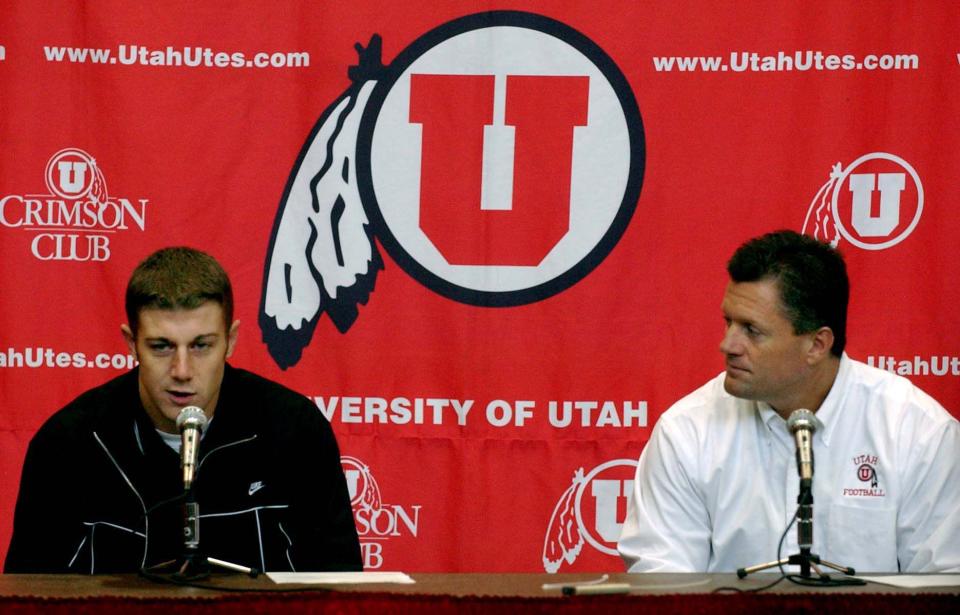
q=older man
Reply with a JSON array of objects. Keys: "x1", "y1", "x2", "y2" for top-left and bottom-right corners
[{"x1": 618, "y1": 230, "x2": 959, "y2": 573}]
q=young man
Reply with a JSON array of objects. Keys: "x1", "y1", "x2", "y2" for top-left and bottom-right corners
[
  {"x1": 618, "y1": 230, "x2": 959, "y2": 573},
  {"x1": 5, "y1": 247, "x2": 362, "y2": 573}
]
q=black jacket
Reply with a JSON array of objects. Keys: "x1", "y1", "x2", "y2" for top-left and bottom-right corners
[{"x1": 4, "y1": 365, "x2": 362, "y2": 573}]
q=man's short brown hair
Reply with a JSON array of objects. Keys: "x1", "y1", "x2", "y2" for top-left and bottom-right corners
[
  {"x1": 125, "y1": 247, "x2": 233, "y2": 335},
  {"x1": 727, "y1": 230, "x2": 848, "y2": 356}
]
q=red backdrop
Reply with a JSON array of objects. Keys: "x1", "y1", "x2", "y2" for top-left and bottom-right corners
[{"x1": 1, "y1": 1, "x2": 957, "y2": 572}]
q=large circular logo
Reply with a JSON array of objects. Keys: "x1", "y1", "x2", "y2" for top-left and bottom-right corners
[{"x1": 357, "y1": 11, "x2": 644, "y2": 306}]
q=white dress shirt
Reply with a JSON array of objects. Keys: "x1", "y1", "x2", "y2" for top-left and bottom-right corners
[{"x1": 618, "y1": 355, "x2": 960, "y2": 573}]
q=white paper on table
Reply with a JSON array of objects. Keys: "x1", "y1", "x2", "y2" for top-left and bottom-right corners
[
  {"x1": 267, "y1": 571, "x2": 415, "y2": 584},
  {"x1": 853, "y1": 574, "x2": 960, "y2": 588}
]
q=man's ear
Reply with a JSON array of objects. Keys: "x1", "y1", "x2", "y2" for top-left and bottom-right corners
[
  {"x1": 120, "y1": 324, "x2": 137, "y2": 360},
  {"x1": 807, "y1": 326, "x2": 835, "y2": 364},
  {"x1": 225, "y1": 320, "x2": 240, "y2": 359}
]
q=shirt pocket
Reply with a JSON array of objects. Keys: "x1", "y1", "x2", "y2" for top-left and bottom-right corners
[{"x1": 826, "y1": 502, "x2": 897, "y2": 573}]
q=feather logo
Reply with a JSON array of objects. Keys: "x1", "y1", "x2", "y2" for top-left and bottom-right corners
[
  {"x1": 801, "y1": 162, "x2": 844, "y2": 247},
  {"x1": 260, "y1": 12, "x2": 644, "y2": 369},
  {"x1": 800, "y1": 153, "x2": 923, "y2": 251},
  {"x1": 260, "y1": 37, "x2": 386, "y2": 369},
  {"x1": 542, "y1": 459, "x2": 636, "y2": 572},
  {"x1": 542, "y1": 468, "x2": 586, "y2": 573},
  {"x1": 88, "y1": 161, "x2": 109, "y2": 207}
]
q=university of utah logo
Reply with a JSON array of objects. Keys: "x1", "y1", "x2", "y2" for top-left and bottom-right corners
[
  {"x1": 260, "y1": 11, "x2": 645, "y2": 368},
  {"x1": 842, "y1": 453, "x2": 885, "y2": 497},
  {"x1": 802, "y1": 152, "x2": 923, "y2": 250},
  {"x1": 542, "y1": 459, "x2": 636, "y2": 572}
]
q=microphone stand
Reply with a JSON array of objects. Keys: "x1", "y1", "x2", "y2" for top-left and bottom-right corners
[
  {"x1": 171, "y1": 485, "x2": 260, "y2": 580},
  {"x1": 147, "y1": 469, "x2": 259, "y2": 579},
  {"x1": 174, "y1": 486, "x2": 206, "y2": 579},
  {"x1": 738, "y1": 409, "x2": 860, "y2": 584},
  {"x1": 146, "y1": 485, "x2": 260, "y2": 580},
  {"x1": 143, "y1": 409, "x2": 259, "y2": 581},
  {"x1": 147, "y1": 485, "x2": 260, "y2": 583},
  {"x1": 736, "y1": 480, "x2": 855, "y2": 580}
]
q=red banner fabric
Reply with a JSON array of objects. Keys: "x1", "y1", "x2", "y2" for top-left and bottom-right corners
[{"x1": 1, "y1": 1, "x2": 957, "y2": 572}]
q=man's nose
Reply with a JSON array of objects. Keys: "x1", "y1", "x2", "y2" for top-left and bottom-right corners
[
  {"x1": 170, "y1": 348, "x2": 192, "y2": 380},
  {"x1": 719, "y1": 325, "x2": 739, "y2": 356}
]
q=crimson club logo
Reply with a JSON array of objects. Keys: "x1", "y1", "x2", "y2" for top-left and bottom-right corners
[
  {"x1": 1, "y1": 148, "x2": 149, "y2": 262},
  {"x1": 542, "y1": 459, "x2": 636, "y2": 572},
  {"x1": 260, "y1": 11, "x2": 644, "y2": 368},
  {"x1": 341, "y1": 456, "x2": 423, "y2": 570},
  {"x1": 802, "y1": 152, "x2": 923, "y2": 250}
]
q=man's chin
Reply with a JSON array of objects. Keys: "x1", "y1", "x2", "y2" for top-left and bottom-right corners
[{"x1": 723, "y1": 374, "x2": 751, "y2": 399}]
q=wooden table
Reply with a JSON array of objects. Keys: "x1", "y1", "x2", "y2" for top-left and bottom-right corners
[{"x1": 1, "y1": 572, "x2": 957, "y2": 614}]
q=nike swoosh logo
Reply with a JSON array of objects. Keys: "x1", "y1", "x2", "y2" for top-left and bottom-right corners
[{"x1": 248, "y1": 481, "x2": 265, "y2": 496}]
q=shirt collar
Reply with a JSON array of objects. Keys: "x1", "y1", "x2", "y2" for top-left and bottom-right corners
[
  {"x1": 755, "y1": 353, "x2": 849, "y2": 447},
  {"x1": 809, "y1": 352, "x2": 850, "y2": 447}
]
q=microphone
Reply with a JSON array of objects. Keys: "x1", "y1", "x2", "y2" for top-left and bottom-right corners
[
  {"x1": 176, "y1": 406, "x2": 207, "y2": 490},
  {"x1": 786, "y1": 409, "x2": 818, "y2": 488}
]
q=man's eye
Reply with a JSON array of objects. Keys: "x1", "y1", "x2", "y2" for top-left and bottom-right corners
[{"x1": 149, "y1": 343, "x2": 172, "y2": 353}]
